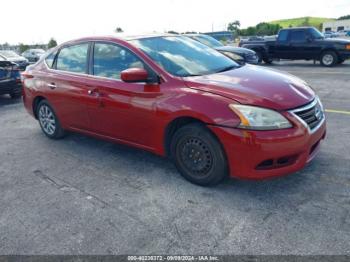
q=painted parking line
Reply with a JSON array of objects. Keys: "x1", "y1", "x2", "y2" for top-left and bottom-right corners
[{"x1": 325, "y1": 109, "x2": 350, "y2": 115}]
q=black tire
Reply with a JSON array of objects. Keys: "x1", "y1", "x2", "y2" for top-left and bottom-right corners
[
  {"x1": 170, "y1": 123, "x2": 228, "y2": 186},
  {"x1": 320, "y1": 51, "x2": 338, "y2": 67},
  {"x1": 263, "y1": 57, "x2": 273, "y2": 64},
  {"x1": 255, "y1": 51, "x2": 263, "y2": 64},
  {"x1": 36, "y1": 100, "x2": 66, "y2": 139}
]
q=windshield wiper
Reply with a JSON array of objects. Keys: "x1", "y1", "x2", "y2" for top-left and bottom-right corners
[
  {"x1": 215, "y1": 65, "x2": 237, "y2": 73},
  {"x1": 183, "y1": 74, "x2": 201, "y2": 77}
]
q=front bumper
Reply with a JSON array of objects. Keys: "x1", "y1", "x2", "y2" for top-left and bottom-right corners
[
  {"x1": 339, "y1": 50, "x2": 350, "y2": 60},
  {"x1": 209, "y1": 114, "x2": 326, "y2": 180},
  {"x1": 245, "y1": 55, "x2": 259, "y2": 65}
]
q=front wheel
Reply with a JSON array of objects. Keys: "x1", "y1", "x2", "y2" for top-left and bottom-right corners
[
  {"x1": 255, "y1": 51, "x2": 263, "y2": 64},
  {"x1": 263, "y1": 57, "x2": 273, "y2": 64},
  {"x1": 320, "y1": 51, "x2": 338, "y2": 67},
  {"x1": 37, "y1": 100, "x2": 66, "y2": 139},
  {"x1": 170, "y1": 123, "x2": 228, "y2": 186}
]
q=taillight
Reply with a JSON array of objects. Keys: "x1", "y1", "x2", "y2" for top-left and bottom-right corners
[{"x1": 21, "y1": 72, "x2": 34, "y2": 79}]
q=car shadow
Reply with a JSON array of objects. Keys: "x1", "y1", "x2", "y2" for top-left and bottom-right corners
[
  {"x1": 58, "y1": 130, "x2": 312, "y2": 200},
  {"x1": 0, "y1": 95, "x2": 22, "y2": 107}
]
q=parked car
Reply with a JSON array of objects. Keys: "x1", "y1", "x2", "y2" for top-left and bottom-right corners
[
  {"x1": 240, "y1": 27, "x2": 350, "y2": 66},
  {"x1": 22, "y1": 35, "x2": 326, "y2": 186},
  {"x1": 0, "y1": 50, "x2": 29, "y2": 70},
  {"x1": 185, "y1": 34, "x2": 259, "y2": 64},
  {"x1": 248, "y1": 36, "x2": 265, "y2": 41},
  {"x1": 22, "y1": 49, "x2": 46, "y2": 63},
  {"x1": 0, "y1": 56, "x2": 22, "y2": 98},
  {"x1": 323, "y1": 31, "x2": 339, "y2": 38}
]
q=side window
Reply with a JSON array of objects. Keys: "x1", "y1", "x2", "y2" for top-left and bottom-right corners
[
  {"x1": 93, "y1": 43, "x2": 144, "y2": 79},
  {"x1": 290, "y1": 31, "x2": 306, "y2": 43},
  {"x1": 56, "y1": 44, "x2": 89, "y2": 73},
  {"x1": 45, "y1": 50, "x2": 58, "y2": 68},
  {"x1": 277, "y1": 30, "x2": 288, "y2": 42}
]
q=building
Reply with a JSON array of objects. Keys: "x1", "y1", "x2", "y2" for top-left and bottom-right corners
[{"x1": 323, "y1": 19, "x2": 350, "y2": 32}]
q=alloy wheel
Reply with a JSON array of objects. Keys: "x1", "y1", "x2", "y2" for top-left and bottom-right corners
[
  {"x1": 38, "y1": 105, "x2": 56, "y2": 135},
  {"x1": 322, "y1": 54, "x2": 334, "y2": 66}
]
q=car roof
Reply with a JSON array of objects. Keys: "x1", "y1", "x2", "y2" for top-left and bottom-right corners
[
  {"x1": 183, "y1": 33, "x2": 205, "y2": 37},
  {"x1": 63, "y1": 33, "x2": 178, "y2": 45},
  {"x1": 280, "y1": 27, "x2": 315, "y2": 30}
]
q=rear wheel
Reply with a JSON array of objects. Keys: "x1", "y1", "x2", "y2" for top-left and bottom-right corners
[
  {"x1": 170, "y1": 123, "x2": 228, "y2": 186},
  {"x1": 320, "y1": 51, "x2": 338, "y2": 67},
  {"x1": 37, "y1": 100, "x2": 66, "y2": 139}
]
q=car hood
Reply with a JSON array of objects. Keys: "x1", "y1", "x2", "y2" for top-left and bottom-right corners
[
  {"x1": 6, "y1": 56, "x2": 27, "y2": 62},
  {"x1": 183, "y1": 65, "x2": 315, "y2": 111},
  {"x1": 215, "y1": 46, "x2": 256, "y2": 55}
]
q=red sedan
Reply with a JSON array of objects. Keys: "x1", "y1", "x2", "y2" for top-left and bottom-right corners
[{"x1": 22, "y1": 35, "x2": 326, "y2": 186}]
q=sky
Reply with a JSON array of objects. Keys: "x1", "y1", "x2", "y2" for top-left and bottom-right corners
[{"x1": 1, "y1": 0, "x2": 349, "y2": 44}]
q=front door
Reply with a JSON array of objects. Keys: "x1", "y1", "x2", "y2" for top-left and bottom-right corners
[{"x1": 86, "y1": 42, "x2": 162, "y2": 148}]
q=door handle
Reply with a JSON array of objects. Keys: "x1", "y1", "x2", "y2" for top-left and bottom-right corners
[
  {"x1": 88, "y1": 88, "x2": 100, "y2": 96},
  {"x1": 47, "y1": 83, "x2": 56, "y2": 89}
]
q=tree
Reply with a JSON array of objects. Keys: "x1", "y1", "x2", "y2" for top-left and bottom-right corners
[
  {"x1": 301, "y1": 17, "x2": 310, "y2": 26},
  {"x1": 239, "y1": 23, "x2": 281, "y2": 36},
  {"x1": 337, "y1": 15, "x2": 350, "y2": 20},
  {"x1": 167, "y1": 30, "x2": 179, "y2": 34},
  {"x1": 115, "y1": 27, "x2": 124, "y2": 33},
  {"x1": 19, "y1": 43, "x2": 30, "y2": 53},
  {"x1": 227, "y1": 20, "x2": 240, "y2": 33},
  {"x1": 48, "y1": 38, "x2": 58, "y2": 49}
]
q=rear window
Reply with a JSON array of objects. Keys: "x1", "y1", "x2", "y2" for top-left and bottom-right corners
[{"x1": 56, "y1": 43, "x2": 89, "y2": 73}]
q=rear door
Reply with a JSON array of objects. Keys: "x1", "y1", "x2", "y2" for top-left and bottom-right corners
[
  {"x1": 272, "y1": 30, "x2": 291, "y2": 59},
  {"x1": 287, "y1": 30, "x2": 308, "y2": 59},
  {"x1": 40, "y1": 43, "x2": 92, "y2": 130}
]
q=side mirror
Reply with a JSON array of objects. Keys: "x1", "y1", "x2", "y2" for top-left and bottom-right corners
[
  {"x1": 121, "y1": 68, "x2": 149, "y2": 83},
  {"x1": 306, "y1": 36, "x2": 313, "y2": 42}
]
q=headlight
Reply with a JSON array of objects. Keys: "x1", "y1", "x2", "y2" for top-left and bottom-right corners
[
  {"x1": 346, "y1": 44, "x2": 350, "y2": 50},
  {"x1": 229, "y1": 104, "x2": 292, "y2": 130}
]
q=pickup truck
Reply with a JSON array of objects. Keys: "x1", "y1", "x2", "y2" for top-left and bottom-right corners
[{"x1": 239, "y1": 27, "x2": 350, "y2": 67}]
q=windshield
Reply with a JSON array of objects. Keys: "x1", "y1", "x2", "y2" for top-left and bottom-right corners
[
  {"x1": 0, "y1": 51, "x2": 20, "y2": 58},
  {"x1": 191, "y1": 35, "x2": 224, "y2": 48},
  {"x1": 130, "y1": 36, "x2": 239, "y2": 77},
  {"x1": 309, "y1": 28, "x2": 324, "y2": 39}
]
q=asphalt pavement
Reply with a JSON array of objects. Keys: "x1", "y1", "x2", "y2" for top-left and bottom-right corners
[{"x1": 0, "y1": 60, "x2": 349, "y2": 255}]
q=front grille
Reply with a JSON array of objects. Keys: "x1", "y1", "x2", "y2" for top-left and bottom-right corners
[{"x1": 292, "y1": 99, "x2": 324, "y2": 131}]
